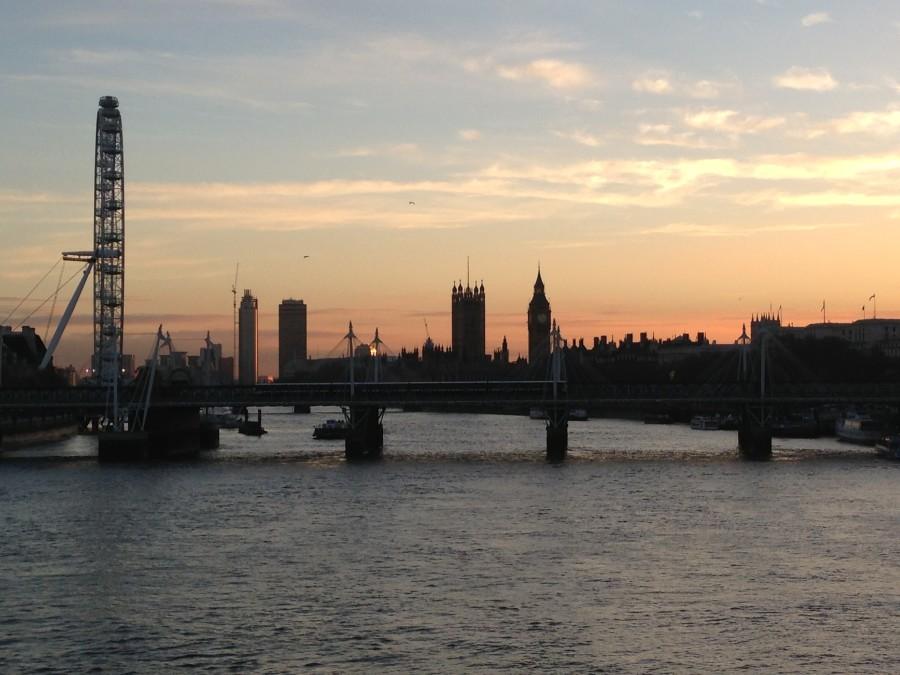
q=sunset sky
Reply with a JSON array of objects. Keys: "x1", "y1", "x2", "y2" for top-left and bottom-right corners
[{"x1": 3, "y1": 1, "x2": 900, "y2": 374}]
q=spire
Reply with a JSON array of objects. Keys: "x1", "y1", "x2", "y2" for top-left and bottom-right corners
[{"x1": 534, "y1": 264, "x2": 544, "y2": 292}]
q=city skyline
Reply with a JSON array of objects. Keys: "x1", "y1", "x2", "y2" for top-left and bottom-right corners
[{"x1": 3, "y1": 2, "x2": 900, "y2": 374}]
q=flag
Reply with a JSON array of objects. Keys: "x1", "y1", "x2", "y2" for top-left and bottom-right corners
[
  {"x1": 862, "y1": 305, "x2": 865, "y2": 311},
  {"x1": 820, "y1": 300, "x2": 825, "y2": 311},
  {"x1": 869, "y1": 294, "x2": 876, "y2": 301}
]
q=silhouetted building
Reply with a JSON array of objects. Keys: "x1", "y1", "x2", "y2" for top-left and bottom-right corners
[
  {"x1": 278, "y1": 298, "x2": 307, "y2": 379},
  {"x1": 0, "y1": 325, "x2": 46, "y2": 380},
  {"x1": 750, "y1": 311, "x2": 900, "y2": 357},
  {"x1": 527, "y1": 267, "x2": 551, "y2": 366},
  {"x1": 493, "y1": 336, "x2": 509, "y2": 364},
  {"x1": 451, "y1": 277, "x2": 485, "y2": 364},
  {"x1": 238, "y1": 289, "x2": 258, "y2": 385}
]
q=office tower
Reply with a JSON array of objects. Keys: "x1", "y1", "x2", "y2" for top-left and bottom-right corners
[
  {"x1": 238, "y1": 289, "x2": 258, "y2": 385},
  {"x1": 278, "y1": 298, "x2": 307, "y2": 379}
]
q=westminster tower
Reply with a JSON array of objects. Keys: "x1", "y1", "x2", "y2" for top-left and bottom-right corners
[{"x1": 527, "y1": 267, "x2": 551, "y2": 366}]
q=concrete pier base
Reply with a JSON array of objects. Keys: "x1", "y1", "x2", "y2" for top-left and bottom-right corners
[
  {"x1": 739, "y1": 422, "x2": 773, "y2": 461},
  {"x1": 546, "y1": 420, "x2": 568, "y2": 462},
  {"x1": 99, "y1": 407, "x2": 219, "y2": 461},
  {"x1": 345, "y1": 405, "x2": 383, "y2": 461}
]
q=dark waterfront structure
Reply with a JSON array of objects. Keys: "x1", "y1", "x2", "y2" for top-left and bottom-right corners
[
  {"x1": 278, "y1": 298, "x2": 307, "y2": 379},
  {"x1": 451, "y1": 276, "x2": 485, "y2": 365},
  {"x1": 238, "y1": 290, "x2": 258, "y2": 385},
  {"x1": 528, "y1": 267, "x2": 551, "y2": 366}
]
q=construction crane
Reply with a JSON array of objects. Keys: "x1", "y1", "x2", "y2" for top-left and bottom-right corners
[{"x1": 231, "y1": 262, "x2": 239, "y2": 382}]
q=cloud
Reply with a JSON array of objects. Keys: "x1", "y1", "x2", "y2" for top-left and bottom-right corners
[
  {"x1": 553, "y1": 129, "x2": 603, "y2": 147},
  {"x1": 801, "y1": 12, "x2": 832, "y2": 27},
  {"x1": 773, "y1": 66, "x2": 838, "y2": 91},
  {"x1": 632, "y1": 73, "x2": 732, "y2": 99},
  {"x1": 790, "y1": 105, "x2": 900, "y2": 139},
  {"x1": 458, "y1": 129, "x2": 481, "y2": 141},
  {"x1": 634, "y1": 123, "x2": 721, "y2": 149},
  {"x1": 336, "y1": 143, "x2": 420, "y2": 159},
  {"x1": 686, "y1": 80, "x2": 723, "y2": 99},
  {"x1": 683, "y1": 108, "x2": 785, "y2": 134},
  {"x1": 829, "y1": 108, "x2": 900, "y2": 135},
  {"x1": 641, "y1": 221, "x2": 850, "y2": 237},
  {"x1": 632, "y1": 74, "x2": 673, "y2": 94},
  {"x1": 496, "y1": 59, "x2": 592, "y2": 89}
]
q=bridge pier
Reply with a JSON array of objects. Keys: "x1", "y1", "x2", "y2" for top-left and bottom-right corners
[
  {"x1": 98, "y1": 407, "x2": 219, "y2": 461},
  {"x1": 738, "y1": 418, "x2": 772, "y2": 461},
  {"x1": 345, "y1": 405, "x2": 383, "y2": 461},
  {"x1": 546, "y1": 407, "x2": 568, "y2": 462}
]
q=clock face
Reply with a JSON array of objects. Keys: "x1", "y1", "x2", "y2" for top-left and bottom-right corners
[{"x1": 537, "y1": 313, "x2": 548, "y2": 325}]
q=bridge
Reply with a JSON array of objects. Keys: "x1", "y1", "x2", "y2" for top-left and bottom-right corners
[
  {"x1": 3, "y1": 381, "x2": 900, "y2": 411},
  {"x1": 2, "y1": 379, "x2": 900, "y2": 463}
]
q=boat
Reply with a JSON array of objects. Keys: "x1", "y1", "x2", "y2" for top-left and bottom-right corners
[
  {"x1": 874, "y1": 434, "x2": 900, "y2": 459},
  {"x1": 690, "y1": 415, "x2": 720, "y2": 431},
  {"x1": 238, "y1": 409, "x2": 267, "y2": 436},
  {"x1": 205, "y1": 409, "x2": 241, "y2": 429},
  {"x1": 313, "y1": 419, "x2": 348, "y2": 440},
  {"x1": 718, "y1": 414, "x2": 739, "y2": 431},
  {"x1": 772, "y1": 412, "x2": 819, "y2": 438},
  {"x1": 835, "y1": 412, "x2": 882, "y2": 445},
  {"x1": 529, "y1": 408, "x2": 545, "y2": 420}
]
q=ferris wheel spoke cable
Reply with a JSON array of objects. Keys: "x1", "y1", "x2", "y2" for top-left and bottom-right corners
[{"x1": 1, "y1": 258, "x2": 61, "y2": 326}]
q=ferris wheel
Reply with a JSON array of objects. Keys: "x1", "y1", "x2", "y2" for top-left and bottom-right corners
[{"x1": 93, "y1": 96, "x2": 125, "y2": 386}]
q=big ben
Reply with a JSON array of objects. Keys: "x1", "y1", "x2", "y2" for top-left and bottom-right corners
[{"x1": 527, "y1": 267, "x2": 551, "y2": 366}]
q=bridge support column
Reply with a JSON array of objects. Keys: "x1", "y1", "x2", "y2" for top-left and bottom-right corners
[
  {"x1": 99, "y1": 407, "x2": 219, "y2": 461},
  {"x1": 345, "y1": 405, "x2": 383, "y2": 461},
  {"x1": 546, "y1": 407, "x2": 568, "y2": 462},
  {"x1": 738, "y1": 417, "x2": 772, "y2": 461}
]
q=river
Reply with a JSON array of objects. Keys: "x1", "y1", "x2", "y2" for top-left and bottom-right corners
[{"x1": 1, "y1": 409, "x2": 898, "y2": 673}]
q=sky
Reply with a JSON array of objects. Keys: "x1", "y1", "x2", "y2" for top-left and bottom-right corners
[{"x1": 3, "y1": 1, "x2": 900, "y2": 375}]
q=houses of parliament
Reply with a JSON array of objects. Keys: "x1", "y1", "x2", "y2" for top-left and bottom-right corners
[{"x1": 450, "y1": 267, "x2": 551, "y2": 368}]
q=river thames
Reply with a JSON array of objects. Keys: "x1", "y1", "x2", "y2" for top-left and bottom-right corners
[{"x1": 2, "y1": 410, "x2": 898, "y2": 673}]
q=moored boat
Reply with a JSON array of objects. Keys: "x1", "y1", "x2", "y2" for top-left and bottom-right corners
[
  {"x1": 835, "y1": 412, "x2": 882, "y2": 445},
  {"x1": 874, "y1": 434, "x2": 900, "y2": 459},
  {"x1": 313, "y1": 419, "x2": 348, "y2": 440},
  {"x1": 772, "y1": 411, "x2": 819, "y2": 439},
  {"x1": 690, "y1": 415, "x2": 720, "y2": 431}
]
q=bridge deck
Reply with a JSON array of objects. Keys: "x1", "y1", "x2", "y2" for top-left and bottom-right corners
[{"x1": 1, "y1": 381, "x2": 900, "y2": 411}]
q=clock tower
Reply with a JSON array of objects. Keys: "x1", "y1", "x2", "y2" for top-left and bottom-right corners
[{"x1": 527, "y1": 267, "x2": 551, "y2": 366}]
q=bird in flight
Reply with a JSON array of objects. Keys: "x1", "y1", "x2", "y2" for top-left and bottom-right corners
[
  {"x1": 408, "y1": 201, "x2": 415, "y2": 205},
  {"x1": 303, "y1": 255, "x2": 310, "y2": 259}
]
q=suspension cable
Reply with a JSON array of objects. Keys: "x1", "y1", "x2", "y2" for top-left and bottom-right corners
[
  {"x1": 15, "y1": 265, "x2": 87, "y2": 330},
  {"x1": 1, "y1": 258, "x2": 61, "y2": 326},
  {"x1": 44, "y1": 261, "x2": 66, "y2": 340}
]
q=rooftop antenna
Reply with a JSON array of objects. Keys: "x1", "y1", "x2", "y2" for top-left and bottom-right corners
[
  {"x1": 423, "y1": 318, "x2": 431, "y2": 340},
  {"x1": 466, "y1": 256, "x2": 470, "y2": 288}
]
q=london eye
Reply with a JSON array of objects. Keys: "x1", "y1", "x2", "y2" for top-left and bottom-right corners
[{"x1": 93, "y1": 96, "x2": 125, "y2": 386}]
